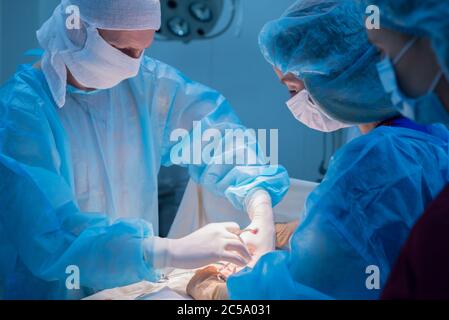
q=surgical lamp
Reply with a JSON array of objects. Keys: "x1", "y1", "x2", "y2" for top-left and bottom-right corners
[{"x1": 157, "y1": 0, "x2": 238, "y2": 43}]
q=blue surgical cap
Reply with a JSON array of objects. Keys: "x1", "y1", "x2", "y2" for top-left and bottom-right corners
[
  {"x1": 369, "y1": 0, "x2": 449, "y2": 80},
  {"x1": 259, "y1": 0, "x2": 398, "y2": 124}
]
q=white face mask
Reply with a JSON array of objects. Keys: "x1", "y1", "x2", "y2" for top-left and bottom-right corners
[
  {"x1": 286, "y1": 90, "x2": 353, "y2": 132},
  {"x1": 61, "y1": 26, "x2": 143, "y2": 90}
]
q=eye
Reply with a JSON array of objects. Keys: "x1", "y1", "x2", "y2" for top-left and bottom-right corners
[
  {"x1": 118, "y1": 48, "x2": 142, "y2": 59},
  {"x1": 121, "y1": 48, "x2": 133, "y2": 56}
]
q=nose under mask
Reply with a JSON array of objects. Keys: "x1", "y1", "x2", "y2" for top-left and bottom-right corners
[{"x1": 286, "y1": 90, "x2": 354, "y2": 132}]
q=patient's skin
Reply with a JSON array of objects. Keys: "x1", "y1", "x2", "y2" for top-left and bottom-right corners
[
  {"x1": 275, "y1": 221, "x2": 299, "y2": 248},
  {"x1": 187, "y1": 266, "x2": 229, "y2": 300},
  {"x1": 367, "y1": 27, "x2": 449, "y2": 111},
  {"x1": 273, "y1": 68, "x2": 378, "y2": 134}
]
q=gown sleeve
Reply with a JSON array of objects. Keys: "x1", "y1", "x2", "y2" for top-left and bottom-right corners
[{"x1": 155, "y1": 62, "x2": 290, "y2": 211}]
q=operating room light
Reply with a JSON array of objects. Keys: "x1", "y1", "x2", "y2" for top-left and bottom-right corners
[
  {"x1": 157, "y1": 0, "x2": 236, "y2": 43},
  {"x1": 168, "y1": 17, "x2": 190, "y2": 37},
  {"x1": 189, "y1": 3, "x2": 213, "y2": 22}
]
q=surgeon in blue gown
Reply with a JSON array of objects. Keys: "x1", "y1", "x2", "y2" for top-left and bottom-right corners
[
  {"x1": 364, "y1": 0, "x2": 449, "y2": 300},
  {"x1": 366, "y1": 0, "x2": 449, "y2": 126},
  {"x1": 227, "y1": 0, "x2": 449, "y2": 300},
  {"x1": 0, "y1": 0, "x2": 289, "y2": 299}
]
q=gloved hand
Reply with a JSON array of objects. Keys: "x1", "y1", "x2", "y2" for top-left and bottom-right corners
[
  {"x1": 241, "y1": 189, "x2": 275, "y2": 266},
  {"x1": 150, "y1": 222, "x2": 252, "y2": 270}
]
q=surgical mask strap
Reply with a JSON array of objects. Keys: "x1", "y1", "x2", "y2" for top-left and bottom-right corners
[
  {"x1": 393, "y1": 38, "x2": 418, "y2": 65},
  {"x1": 391, "y1": 37, "x2": 442, "y2": 95},
  {"x1": 428, "y1": 70, "x2": 443, "y2": 93}
]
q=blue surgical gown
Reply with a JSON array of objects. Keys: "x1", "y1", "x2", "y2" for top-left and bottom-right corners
[
  {"x1": 228, "y1": 125, "x2": 449, "y2": 300},
  {"x1": 0, "y1": 57, "x2": 289, "y2": 299}
]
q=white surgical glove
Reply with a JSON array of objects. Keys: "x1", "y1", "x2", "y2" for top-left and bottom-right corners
[
  {"x1": 149, "y1": 222, "x2": 251, "y2": 270},
  {"x1": 241, "y1": 189, "x2": 275, "y2": 266}
]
